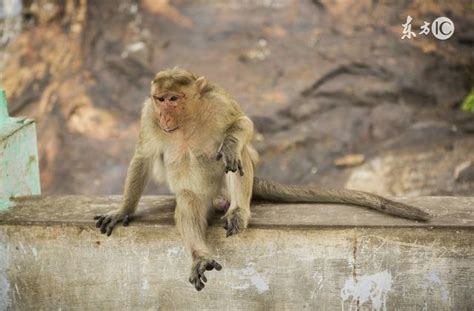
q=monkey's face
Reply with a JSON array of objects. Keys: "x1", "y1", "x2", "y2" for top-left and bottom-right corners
[
  {"x1": 150, "y1": 67, "x2": 207, "y2": 133},
  {"x1": 152, "y1": 92, "x2": 186, "y2": 133}
]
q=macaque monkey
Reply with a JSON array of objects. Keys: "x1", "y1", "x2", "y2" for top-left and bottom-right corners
[{"x1": 94, "y1": 67, "x2": 431, "y2": 291}]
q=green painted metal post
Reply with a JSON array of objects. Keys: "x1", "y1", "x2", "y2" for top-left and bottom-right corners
[
  {"x1": 0, "y1": 93, "x2": 8, "y2": 120},
  {"x1": 0, "y1": 90, "x2": 41, "y2": 209}
]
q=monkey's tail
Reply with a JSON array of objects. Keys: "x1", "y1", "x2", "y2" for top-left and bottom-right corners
[{"x1": 252, "y1": 177, "x2": 431, "y2": 221}]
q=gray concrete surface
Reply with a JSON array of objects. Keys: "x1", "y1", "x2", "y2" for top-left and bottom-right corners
[{"x1": 0, "y1": 196, "x2": 473, "y2": 310}]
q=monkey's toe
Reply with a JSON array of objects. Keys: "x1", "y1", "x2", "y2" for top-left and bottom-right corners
[
  {"x1": 189, "y1": 259, "x2": 222, "y2": 291},
  {"x1": 225, "y1": 218, "x2": 240, "y2": 237},
  {"x1": 224, "y1": 214, "x2": 242, "y2": 237},
  {"x1": 122, "y1": 215, "x2": 131, "y2": 226},
  {"x1": 223, "y1": 207, "x2": 249, "y2": 237}
]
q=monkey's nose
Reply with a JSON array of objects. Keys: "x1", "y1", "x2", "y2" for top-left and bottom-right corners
[{"x1": 162, "y1": 100, "x2": 177, "y2": 108}]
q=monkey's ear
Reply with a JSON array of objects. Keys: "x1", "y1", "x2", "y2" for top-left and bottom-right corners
[{"x1": 195, "y1": 76, "x2": 208, "y2": 94}]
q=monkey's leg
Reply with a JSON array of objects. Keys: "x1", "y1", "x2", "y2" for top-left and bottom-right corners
[
  {"x1": 175, "y1": 190, "x2": 222, "y2": 291},
  {"x1": 223, "y1": 148, "x2": 254, "y2": 237}
]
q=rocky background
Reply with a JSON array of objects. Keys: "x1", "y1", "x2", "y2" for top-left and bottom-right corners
[{"x1": 1, "y1": 0, "x2": 473, "y2": 196}]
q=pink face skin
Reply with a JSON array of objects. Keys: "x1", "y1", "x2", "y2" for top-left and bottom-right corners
[{"x1": 152, "y1": 92, "x2": 186, "y2": 133}]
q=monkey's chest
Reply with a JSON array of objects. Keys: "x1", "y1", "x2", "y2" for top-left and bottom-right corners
[{"x1": 164, "y1": 150, "x2": 224, "y2": 196}]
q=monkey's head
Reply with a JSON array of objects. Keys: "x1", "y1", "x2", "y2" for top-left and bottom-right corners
[{"x1": 150, "y1": 67, "x2": 209, "y2": 133}]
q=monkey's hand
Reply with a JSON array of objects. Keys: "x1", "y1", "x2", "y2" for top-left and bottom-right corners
[
  {"x1": 189, "y1": 257, "x2": 222, "y2": 291},
  {"x1": 216, "y1": 136, "x2": 244, "y2": 176},
  {"x1": 93, "y1": 210, "x2": 131, "y2": 236}
]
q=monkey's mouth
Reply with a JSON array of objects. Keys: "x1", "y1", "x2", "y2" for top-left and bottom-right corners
[{"x1": 162, "y1": 126, "x2": 179, "y2": 133}]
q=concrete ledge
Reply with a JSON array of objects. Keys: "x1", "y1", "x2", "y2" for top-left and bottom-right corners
[
  {"x1": 1, "y1": 196, "x2": 473, "y2": 310},
  {"x1": 1, "y1": 195, "x2": 473, "y2": 228}
]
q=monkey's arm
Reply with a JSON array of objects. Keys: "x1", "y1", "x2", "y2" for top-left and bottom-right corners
[
  {"x1": 94, "y1": 148, "x2": 152, "y2": 236},
  {"x1": 216, "y1": 116, "x2": 254, "y2": 175},
  {"x1": 120, "y1": 152, "x2": 151, "y2": 214},
  {"x1": 94, "y1": 102, "x2": 162, "y2": 235}
]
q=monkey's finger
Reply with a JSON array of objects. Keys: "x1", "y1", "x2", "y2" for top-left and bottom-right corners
[
  {"x1": 95, "y1": 216, "x2": 105, "y2": 228},
  {"x1": 201, "y1": 274, "x2": 207, "y2": 283},
  {"x1": 237, "y1": 160, "x2": 244, "y2": 176},
  {"x1": 197, "y1": 263, "x2": 207, "y2": 276},
  {"x1": 205, "y1": 260, "x2": 219, "y2": 271},
  {"x1": 106, "y1": 219, "x2": 119, "y2": 236},
  {"x1": 212, "y1": 260, "x2": 222, "y2": 271},
  {"x1": 195, "y1": 280, "x2": 205, "y2": 291},
  {"x1": 190, "y1": 274, "x2": 205, "y2": 291},
  {"x1": 216, "y1": 142, "x2": 224, "y2": 160},
  {"x1": 122, "y1": 215, "x2": 131, "y2": 226},
  {"x1": 93, "y1": 215, "x2": 101, "y2": 220},
  {"x1": 191, "y1": 276, "x2": 204, "y2": 291},
  {"x1": 100, "y1": 217, "x2": 112, "y2": 234},
  {"x1": 233, "y1": 159, "x2": 239, "y2": 172},
  {"x1": 226, "y1": 162, "x2": 237, "y2": 173},
  {"x1": 106, "y1": 225, "x2": 113, "y2": 236},
  {"x1": 223, "y1": 156, "x2": 229, "y2": 167}
]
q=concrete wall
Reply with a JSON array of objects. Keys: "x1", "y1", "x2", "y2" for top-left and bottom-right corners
[{"x1": 0, "y1": 196, "x2": 473, "y2": 310}]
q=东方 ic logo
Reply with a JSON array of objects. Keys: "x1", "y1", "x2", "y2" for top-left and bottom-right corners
[{"x1": 431, "y1": 17, "x2": 455, "y2": 40}]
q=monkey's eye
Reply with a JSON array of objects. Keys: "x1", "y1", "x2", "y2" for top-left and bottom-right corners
[
  {"x1": 169, "y1": 95, "x2": 178, "y2": 101},
  {"x1": 156, "y1": 96, "x2": 165, "y2": 102}
]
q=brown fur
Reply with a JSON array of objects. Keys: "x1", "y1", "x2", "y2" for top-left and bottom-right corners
[{"x1": 94, "y1": 67, "x2": 431, "y2": 291}]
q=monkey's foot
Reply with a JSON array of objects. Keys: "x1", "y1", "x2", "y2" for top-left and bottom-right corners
[
  {"x1": 189, "y1": 258, "x2": 222, "y2": 291},
  {"x1": 216, "y1": 136, "x2": 244, "y2": 176},
  {"x1": 223, "y1": 207, "x2": 249, "y2": 237},
  {"x1": 94, "y1": 210, "x2": 131, "y2": 236}
]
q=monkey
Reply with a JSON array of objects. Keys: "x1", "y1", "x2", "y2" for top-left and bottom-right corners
[{"x1": 94, "y1": 67, "x2": 431, "y2": 291}]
